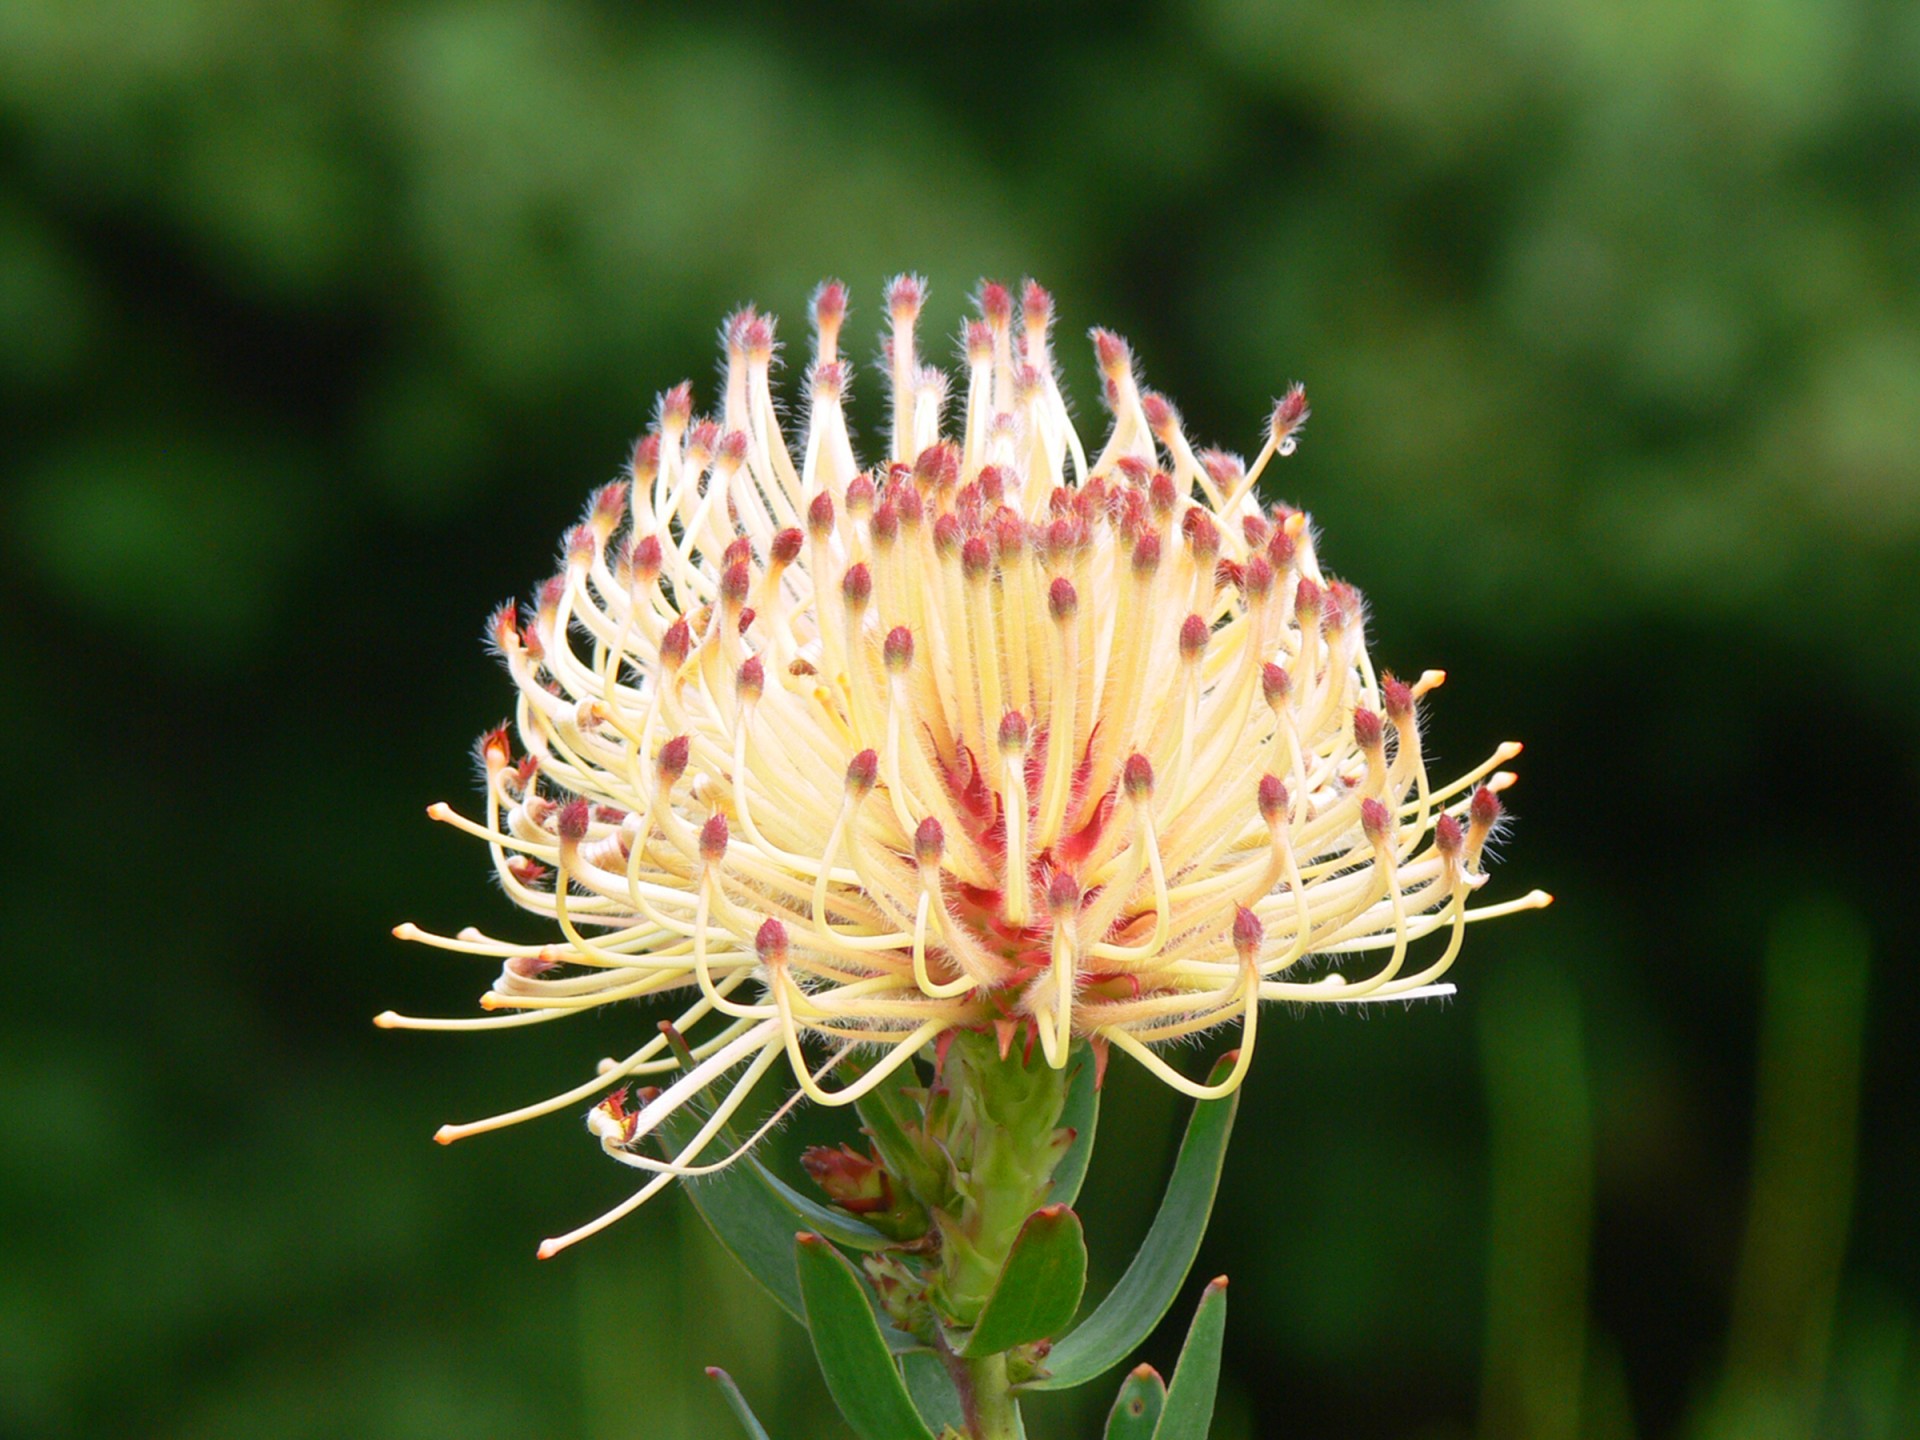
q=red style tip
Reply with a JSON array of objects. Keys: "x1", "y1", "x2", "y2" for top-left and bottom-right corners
[
  {"x1": 1123, "y1": 753, "x2": 1155, "y2": 799},
  {"x1": 1048, "y1": 576, "x2": 1078, "y2": 622},
  {"x1": 660, "y1": 618, "x2": 693, "y2": 668},
  {"x1": 699, "y1": 812, "x2": 730, "y2": 863},
  {"x1": 845, "y1": 749, "x2": 879, "y2": 795},
  {"x1": 1382, "y1": 673, "x2": 1414, "y2": 720},
  {"x1": 1469, "y1": 787, "x2": 1503, "y2": 828},
  {"x1": 883, "y1": 625, "x2": 914, "y2": 672},
  {"x1": 807, "y1": 491, "x2": 835, "y2": 537},
  {"x1": 770, "y1": 527, "x2": 804, "y2": 567},
  {"x1": 997, "y1": 710, "x2": 1030, "y2": 753},
  {"x1": 961, "y1": 535, "x2": 993, "y2": 581},
  {"x1": 1258, "y1": 774, "x2": 1288, "y2": 823},
  {"x1": 1090, "y1": 328, "x2": 1130, "y2": 376},
  {"x1": 914, "y1": 815, "x2": 946, "y2": 866},
  {"x1": 556, "y1": 797, "x2": 591, "y2": 843},
  {"x1": 737, "y1": 655, "x2": 766, "y2": 700},
  {"x1": 1435, "y1": 812, "x2": 1465, "y2": 856},
  {"x1": 1131, "y1": 531, "x2": 1162, "y2": 577},
  {"x1": 660, "y1": 383, "x2": 693, "y2": 425},
  {"x1": 721, "y1": 560, "x2": 751, "y2": 608},
  {"x1": 841, "y1": 562, "x2": 873, "y2": 608},
  {"x1": 1361, "y1": 798, "x2": 1393, "y2": 842},
  {"x1": 1352, "y1": 708, "x2": 1384, "y2": 750},
  {"x1": 980, "y1": 281, "x2": 1013, "y2": 327},
  {"x1": 1294, "y1": 577, "x2": 1322, "y2": 615},
  {"x1": 1244, "y1": 554, "x2": 1275, "y2": 599},
  {"x1": 1141, "y1": 391, "x2": 1176, "y2": 432},
  {"x1": 1179, "y1": 614, "x2": 1210, "y2": 662},
  {"x1": 756, "y1": 917, "x2": 789, "y2": 962},
  {"x1": 630, "y1": 432, "x2": 661, "y2": 478},
  {"x1": 913, "y1": 441, "x2": 960, "y2": 490},
  {"x1": 657, "y1": 735, "x2": 691, "y2": 783},
  {"x1": 886, "y1": 274, "x2": 924, "y2": 316},
  {"x1": 812, "y1": 279, "x2": 847, "y2": 326},
  {"x1": 1270, "y1": 384, "x2": 1310, "y2": 452},
  {"x1": 1261, "y1": 661, "x2": 1291, "y2": 705},
  {"x1": 1232, "y1": 905, "x2": 1264, "y2": 958},
  {"x1": 1047, "y1": 870, "x2": 1082, "y2": 916}
]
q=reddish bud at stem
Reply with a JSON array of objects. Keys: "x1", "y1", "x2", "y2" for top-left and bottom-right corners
[
  {"x1": 1258, "y1": 774, "x2": 1288, "y2": 823},
  {"x1": 1352, "y1": 708, "x2": 1384, "y2": 750},
  {"x1": 1047, "y1": 870, "x2": 1082, "y2": 916},
  {"x1": 770, "y1": 527, "x2": 804, "y2": 567},
  {"x1": 1435, "y1": 813, "x2": 1465, "y2": 857},
  {"x1": 846, "y1": 474, "x2": 875, "y2": 515},
  {"x1": 1048, "y1": 576, "x2": 1078, "y2": 622},
  {"x1": 660, "y1": 619, "x2": 692, "y2": 670},
  {"x1": 1361, "y1": 798, "x2": 1393, "y2": 844},
  {"x1": 961, "y1": 535, "x2": 993, "y2": 581}
]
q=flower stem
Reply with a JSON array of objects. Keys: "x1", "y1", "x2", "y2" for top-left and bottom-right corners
[{"x1": 960, "y1": 1352, "x2": 1021, "y2": 1440}]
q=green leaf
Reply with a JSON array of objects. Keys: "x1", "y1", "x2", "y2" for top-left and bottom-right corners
[
  {"x1": 852, "y1": 1050, "x2": 950, "y2": 1205},
  {"x1": 960, "y1": 1204, "x2": 1089, "y2": 1356},
  {"x1": 1046, "y1": 1045, "x2": 1101, "y2": 1208},
  {"x1": 705, "y1": 1367, "x2": 773, "y2": 1440},
  {"x1": 794, "y1": 1233, "x2": 937, "y2": 1440},
  {"x1": 901, "y1": 1350, "x2": 966, "y2": 1435},
  {"x1": 654, "y1": 1108, "x2": 900, "y2": 1341},
  {"x1": 1149, "y1": 1279, "x2": 1229, "y2": 1440},
  {"x1": 1103, "y1": 1365, "x2": 1167, "y2": 1440},
  {"x1": 1024, "y1": 1051, "x2": 1241, "y2": 1391}
]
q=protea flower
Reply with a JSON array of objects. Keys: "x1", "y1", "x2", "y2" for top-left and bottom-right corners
[{"x1": 381, "y1": 277, "x2": 1548, "y2": 1257}]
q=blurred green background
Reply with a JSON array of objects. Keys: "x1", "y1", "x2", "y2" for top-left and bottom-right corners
[{"x1": 3, "y1": 1, "x2": 1916, "y2": 1436}]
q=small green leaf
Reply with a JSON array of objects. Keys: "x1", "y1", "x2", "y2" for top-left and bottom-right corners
[
  {"x1": 1047, "y1": 1045, "x2": 1102, "y2": 1207},
  {"x1": 654, "y1": 1107, "x2": 901, "y2": 1342},
  {"x1": 960, "y1": 1204, "x2": 1089, "y2": 1356},
  {"x1": 851, "y1": 1050, "x2": 950, "y2": 1204},
  {"x1": 794, "y1": 1233, "x2": 937, "y2": 1440},
  {"x1": 901, "y1": 1350, "x2": 966, "y2": 1434},
  {"x1": 1149, "y1": 1279, "x2": 1228, "y2": 1440},
  {"x1": 1025, "y1": 1052, "x2": 1241, "y2": 1391},
  {"x1": 705, "y1": 1367, "x2": 773, "y2": 1440},
  {"x1": 1103, "y1": 1365, "x2": 1167, "y2": 1440}
]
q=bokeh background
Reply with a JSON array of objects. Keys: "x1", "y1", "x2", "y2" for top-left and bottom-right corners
[{"x1": 3, "y1": 1, "x2": 1917, "y2": 1436}]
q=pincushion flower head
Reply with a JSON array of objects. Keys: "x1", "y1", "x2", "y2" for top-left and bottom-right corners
[{"x1": 382, "y1": 276, "x2": 1547, "y2": 1259}]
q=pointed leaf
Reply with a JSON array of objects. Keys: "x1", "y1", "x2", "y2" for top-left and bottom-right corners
[
  {"x1": 794, "y1": 1233, "x2": 937, "y2": 1440},
  {"x1": 1103, "y1": 1365, "x2": 1167, "y2": 1440},
  {"x1": 705, "y1": 1367, "x2": 773, "y2": 1440},
  {"x1": 960, "y1": 1204, "x2": 1088, "y2": 1356},
  {"x1": 654, "y1": 1106, "x2": 906, "y2": 1347},
  {"x1": 851, "y1": 1051, "x2": 949, "y2": 1204},
  {"x1": 901, "y1": 1350, "x2": 966, "y2": 1435},
  {"x1": 1047, "y1": 1045, "x2": 1102, "y2": 1207},
  {"x1": 1024, "y1": 1052, "x2": 1241, "y2": 1391},
  {"x1": 1149, "y1": 1278, "x2": 1228, "y2": 1440}
]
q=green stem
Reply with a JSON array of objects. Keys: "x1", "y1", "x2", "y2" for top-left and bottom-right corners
[{"x1": 961, "y1": 1353, "x2": 1022, "y2": 1440}]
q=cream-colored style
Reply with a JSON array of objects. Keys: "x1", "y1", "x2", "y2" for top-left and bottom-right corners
[{"x1": 380, "y1": 278, "x2": 1548, "y2": 1256}]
